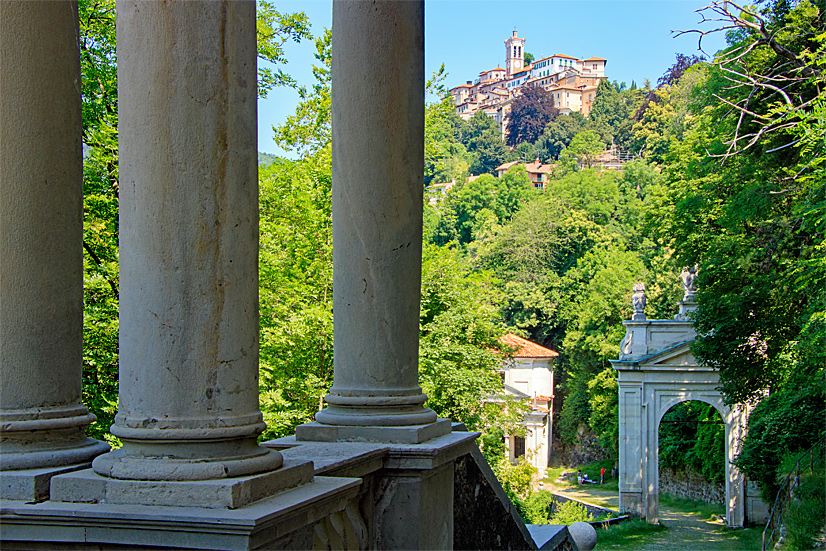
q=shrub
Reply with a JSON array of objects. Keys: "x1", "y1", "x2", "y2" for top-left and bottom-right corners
[
  {"x1": 519, "y1": 490, "x2": 554, "y2": 524},
  {"x1": 492, "y1": 456, "x2": 537, "y2": 505},
  {"x1": 550, "y1": 500, "x2": 593, "y2": 525},
  {"x1": 784, "y1": 468, "x2": 826, "y2": 550}
]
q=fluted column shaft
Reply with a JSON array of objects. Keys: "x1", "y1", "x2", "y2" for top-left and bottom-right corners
[
  {"x1": 92, "y1": 0, "x2": 281, "y2": 481},
  {"x1": 314, "y1": 0, "x2": 437, "y2": 428},
  {"x1": 0, "y1": 1, "x2": 109, "y2": 474}
]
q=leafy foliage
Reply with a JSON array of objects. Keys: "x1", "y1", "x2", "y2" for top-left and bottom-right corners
[
  {"x1": 258, "y1": 151, "x2": 333, "y2": 440},
  {"x1": 492, "y1": 456, "x2": 537, "y2": 504},
  {"x1": 255, "y1": 1, "x2": 311, "y2": 97},
  {"x1": 272, "y1": 30, "x2": 332, "y2": 157},
  {"x1": 519, "y1": 490, "x2": 554, "y2": 524},
  {"x1": 733, "y1": 386, "x2": 825, "y2": 502},
  {"x1": 79, "y1": 0, "x2": 119, "y2": 443},
  {"x1": 549, "y1": 500, "x2": 594, "y2": 525},
  {"x1": 506, "y1": 85, "x2": 560, "y2": 146},
  {"x1": 659, "y1": 401, "x2": 725, "y2": 485},
  {"x1": 419, "y1": 244, "x2": 526, "y2": 434}
]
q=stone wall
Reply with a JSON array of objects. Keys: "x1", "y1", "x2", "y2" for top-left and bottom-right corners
[
  {"x1": 553, "y1": 426, "x2": 609, "y2": 467},
  {"x1": 453, "y1": 448, "x2": 538, "y2": 550},
  {"x1": 659, "y1": 467, "x2": 725, "y2": 505}
]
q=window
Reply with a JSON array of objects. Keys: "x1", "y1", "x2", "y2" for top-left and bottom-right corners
[{"x1": 514, "y1": 436, "x2": 525, "y2": 458}]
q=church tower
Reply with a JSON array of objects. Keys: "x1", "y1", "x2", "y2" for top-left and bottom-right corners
[{"x1": 505, "y1": 30, "x2": 525, "y2": 77}]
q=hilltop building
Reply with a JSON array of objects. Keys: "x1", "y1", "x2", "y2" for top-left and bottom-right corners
[{"x1": 450, "y1": 31, "x2": 607, "y2": 136}]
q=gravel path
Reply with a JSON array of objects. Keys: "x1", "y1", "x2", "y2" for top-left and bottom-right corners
[{"x1": 556, "y1": 485, "x2": 762, "y2": 550}]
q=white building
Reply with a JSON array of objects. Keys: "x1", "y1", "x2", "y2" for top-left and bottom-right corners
[
  {"x1": 449, "y1": 31, "x2": 607, "y2": 123},
  {"x1": 498, "y1": 333, "x2": 559, "y2": 473}
]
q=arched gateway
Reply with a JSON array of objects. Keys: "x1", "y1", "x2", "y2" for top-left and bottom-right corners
[{"x1": 611, "y1": 282, "x2": 749, "y2": 527}]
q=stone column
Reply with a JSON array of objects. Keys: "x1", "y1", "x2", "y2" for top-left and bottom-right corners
[
  {"x1": 297, "y1": 0, "x2": 449, "y2": 444},
  {"x1": 0, "y1": 0, "x2": 109, "y2": 500},
  {"x1": 89, "y1": 0, "x2": 283, "y2": 482}
]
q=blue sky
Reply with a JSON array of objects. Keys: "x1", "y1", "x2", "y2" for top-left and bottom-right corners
[{"x1": 258, "y1": 0, "x2": 729, "y2": 155}]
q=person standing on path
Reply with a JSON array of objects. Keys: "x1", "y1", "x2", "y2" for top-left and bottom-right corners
[{"x1": 600, "y1": 467, "x2": 605, "y2": 484}]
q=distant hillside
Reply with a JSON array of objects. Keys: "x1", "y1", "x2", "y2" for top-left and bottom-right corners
[{"x1": 258, "y1": 152, "x2": 278, "y2": 166}]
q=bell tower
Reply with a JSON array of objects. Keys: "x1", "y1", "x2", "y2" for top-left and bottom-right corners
[{"x1": 505, "y1": 30, "x2": 525, "y2": 77}]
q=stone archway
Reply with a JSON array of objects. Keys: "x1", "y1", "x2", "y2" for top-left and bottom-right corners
[{"x1": 611, "y1": 302, "x2": 749, "y2": 527}]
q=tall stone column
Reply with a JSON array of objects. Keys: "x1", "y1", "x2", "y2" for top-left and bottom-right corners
[
  {"x1": 89, "y1": 0, "x2": 283, "y2": 482},
  {"x1": 0, "y1": 1, "x2": 109, "y2": 500},
  {"x1": 297, "y1": 0, "x2": 450, "y2": 444}
]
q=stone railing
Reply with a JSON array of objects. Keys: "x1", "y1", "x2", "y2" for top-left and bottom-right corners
[{"x1": 263, "y1": 425, "x2": 578, "y2": 551}]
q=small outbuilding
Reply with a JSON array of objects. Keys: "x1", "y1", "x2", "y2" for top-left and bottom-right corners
[{"x1": 497, "y1": 333, "x2": 559, "y2": 473}]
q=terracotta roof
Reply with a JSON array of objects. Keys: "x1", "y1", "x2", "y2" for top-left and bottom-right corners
[
  {"x1": 583, "y1": 56, "x2": 607, "y2": 61},
  {"x1": 499, "y1": 333, "x2": 559, "y2": 358},
  {"x1": 525, "y1": 159, "x2": 556, "y2": 174},
  {"x1": 495, "y1": 160, "x2": 520, "y2": 172},
  {"x1": 553, "y1": 53, "x2": 579, "y2": 60}
]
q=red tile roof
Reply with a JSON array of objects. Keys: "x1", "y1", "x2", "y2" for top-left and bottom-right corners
[{"x1": 499, "y1": 333, "x2": 559, "y2": 358}]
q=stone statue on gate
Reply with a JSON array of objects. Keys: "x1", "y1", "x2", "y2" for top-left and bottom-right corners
[
  {"x1": 631, "y1": 282, "x2": 646, "y2": 320},
  {"x1": 679, "y1": 265, "x2": 698, "y2": 302}
]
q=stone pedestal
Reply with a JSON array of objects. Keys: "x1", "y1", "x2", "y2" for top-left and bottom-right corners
[
  {"x1": 0, "y1": 0, "x2": 109, "y2": 501},
  {"x1": 269, "y1": 430, "x2": 479, "y2": 550},
  {"x1": 1, "y1": 475, "x2": 361, "y2": 550}
]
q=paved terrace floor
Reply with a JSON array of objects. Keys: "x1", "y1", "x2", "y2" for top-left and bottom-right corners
[{"x1": 555, "y1": 484, "x2": 763, "y2": 550}]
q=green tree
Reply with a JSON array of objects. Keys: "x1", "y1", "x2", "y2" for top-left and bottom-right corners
[
  {"x1": 273, "y1": 29, "x2": 332, "y2": 157},
  {"x1": 557, "y1": 130, "x2": 604, "y2": 171},
  {"x1": 588, "y1": 79, "x2": 644, "y2": 152},
  {"x1": 79, "y1": 0, "x2": 120, "y2": 442},
  {"x1": 462, "y1": 112, "x2": 509, "y2": 176},
  {"x1": 425, "y1": 65, "x2": 472, "y2": 184},
  {"x1": 256, "y1": 1, "x2": 311, "y2": 97},
  {"x1": 432, "y1": 167, "x2": 533, "y2": 246},
  {"x1": 534, "y1": 112, "x2": 588, "y2": 160},
  {"x1": 419, "y1": 244, "x2": 526, "y2": 435},
  {"x1": 506, "y1": 85, "x2": 559, "y2": 146},
  {"x1": 258, "y1": 151, "x2": 334, "y2": 440}
]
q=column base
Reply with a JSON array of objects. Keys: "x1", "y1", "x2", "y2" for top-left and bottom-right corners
[
  {"x1": 618, "y1": 490, "x2": 643, "y2": 517},
  {"x1": 1, "y1": 475, "x2": 361, "y2": 551},
  {"x1": 50, "y1": 460, "x2": 311, "y2": 510},
  {"x1": 0, "y1": 463, "x2": 92, "y2": 502},
  {"x1": 295, "y1": 418, "x2": 451, "y2": 444}
]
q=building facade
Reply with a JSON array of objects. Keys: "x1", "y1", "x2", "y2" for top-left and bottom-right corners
[
  {"x1": 449, "y1": 31, "x2": 607, "y2": 127},
  {"x1": 498, "y1": 334, "x2": 559, "y2": 474}
]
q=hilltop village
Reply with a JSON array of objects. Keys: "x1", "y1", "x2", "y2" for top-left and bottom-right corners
[{"x1": 449, "y1": 31, "x2": 607, "y2": 137}]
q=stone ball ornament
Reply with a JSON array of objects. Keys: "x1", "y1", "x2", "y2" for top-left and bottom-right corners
[{"x1": 568, "y1": 521, "x2": 597, "y2": 551}]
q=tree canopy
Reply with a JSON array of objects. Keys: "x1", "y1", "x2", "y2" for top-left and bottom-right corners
[{"x1": 506, "y1": 85, "x2": 559, "y2": 146}]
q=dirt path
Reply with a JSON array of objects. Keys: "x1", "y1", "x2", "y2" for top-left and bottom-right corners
[{"x1": 555, "y1": 485, "x2": 762, "y2": 550}]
